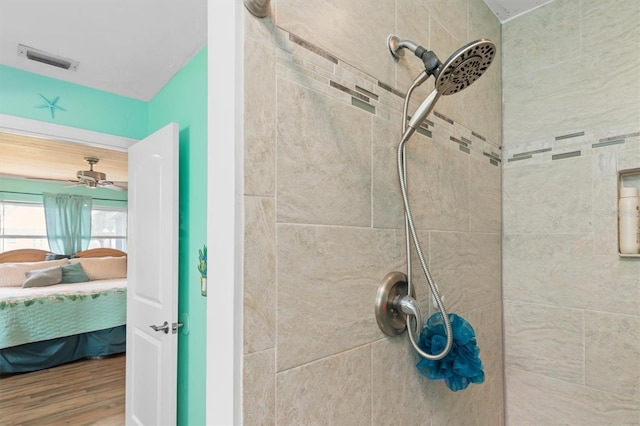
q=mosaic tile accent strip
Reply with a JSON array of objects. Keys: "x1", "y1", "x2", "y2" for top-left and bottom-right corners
[
  {"x1": 504, "y1": 128, "x2": 640, "y2": 168},
  {"x1": 555, "y1": 131, "x2": 585, "y2": 141},
  {"x1": 450, "y1": 136, "x2": 469, "y2": 147},
  {"x1": 351, "y1": 97, "x2": 376, "y2": 114},
  {"x1": 507, "y1": 155, "x2": 532, "y2": 162},
  {"x1": 599, "y1": 132, "x2": 640, "y2": 143},
  {"x1": 513, "y1": 148, "x2": 553, "y2": 157},
  {"x1": 552, "y1": 150, "x2": 582, "y2": 160},
  {"x1": 472, "y1": 131, "x2": 487, "y2": 141},
  {"x1": 433, "y1": 111, "x2": 454, "y2": 125},
  {"x1": 330, "y1": 80, "x2": 369, "y2": 102},
  {"x1": 592, "y1": 139, "x2": 625, "y2": 148},
  {"x1": 288, "y1": 33, "x2": 338, "y2": 64},
  {"x1": 355, "y1": 85, "x2": 379, "y2": 101},
  {"x1": 275, "y1": 28, "x2": 501, "y2": 166},
  {"x1": 416, "y1": 127, "x2": 432, "y2": 138},
  {"x1": 377, "y1": 81, "x2": 404, "y2": 98}
]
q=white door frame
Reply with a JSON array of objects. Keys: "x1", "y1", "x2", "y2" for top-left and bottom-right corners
[
  {"x1": 207, "y1": 1, "x2": 244, "y2": 424},
  {"x1": 0, "y1": 114, "x2": 136, "y2": 152}
]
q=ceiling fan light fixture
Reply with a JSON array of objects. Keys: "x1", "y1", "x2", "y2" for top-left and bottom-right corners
[{"x1": 17, "y1": 44, "x2": 79, "y2": 71}]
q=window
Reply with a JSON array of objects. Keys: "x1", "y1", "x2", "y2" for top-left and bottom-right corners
[
  {"x1": 89, "y1": 207, "x2": 128, "y2": 251},
  {"x1": 0, "y1": 202, "x2": 48, "y2": 252},
  {"x1": 0, "y1": 201, "x2": 127, "y2": 253}
]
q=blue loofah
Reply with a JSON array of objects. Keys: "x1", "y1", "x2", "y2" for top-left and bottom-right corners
[{"x1": 416, "y1": 313, "x2": 485, "y2": 391}]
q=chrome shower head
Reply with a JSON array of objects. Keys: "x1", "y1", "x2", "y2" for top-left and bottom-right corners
[
  {"x1": 390, "y1": 37, "x2": 496, "y2": 137},
  {"x1": 434, "y1": 39, "x2": 495, "y2": 95}
]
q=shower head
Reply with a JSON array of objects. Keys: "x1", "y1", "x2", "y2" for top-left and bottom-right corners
[
  {"x1": 400, "y1": 38, "x2": 496, "y2": 137},
  {"x1": 434, "y1": 39, "x2": 495, "y2": 95}
]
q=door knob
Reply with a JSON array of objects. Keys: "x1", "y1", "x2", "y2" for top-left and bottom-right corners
[{"x1": 150, "y1": 321, "x2": 170, "y2": 334}]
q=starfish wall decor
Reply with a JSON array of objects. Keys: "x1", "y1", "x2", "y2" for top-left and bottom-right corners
[{"x1": 35, "y1": 94, "x2": 66, "y2": 119}]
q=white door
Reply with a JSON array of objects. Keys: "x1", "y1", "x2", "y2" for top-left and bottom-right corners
[{"x1": 126, "y1": 123, "x2": 179, "y2": 425}]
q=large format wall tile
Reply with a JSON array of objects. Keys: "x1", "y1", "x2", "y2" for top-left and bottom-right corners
[
  {"x1": 503, "y1": 43, "x2": 640, "y2": 148},
  {"x1": 431, "y1": 302, "x2": 505, "y2": 426},
  {"x1": 276, "y1": 77, "x2": 372, "y2": 227},
  {"x1": 585, "y1": 311, "x2": 640, "y2": 399},
  {"x1": 244, "y1": 35, "x2": 277, "y2": 197},
  {"x1": 395, "y1": 0, "x2": 432, "y2": 101},
  {"x1": 503, "y1": 156, "x2": 593, "y2": 234},
  {"x1": 506, "y1": 367, "x2": 640, "y2": 425},
  {"x1": 422, "y1": 0, "x2": 468, "y2": 45},
  {"x1": 276, "y1": 224, "x2": 402, "y2": 371},
  {"x1": 430, "y1": 232, "x2": 501, "y2": 313},
  {"x1": 468, "y1": 301, "x2": 504, "y2": 380},
  {"x1": 503, "y1": 233, "x2": 640, "y2": 316},
  {"x1": 405, "y1": 132, "x2": 470, "y2": 232},
  {"x1": 243, "y1": 349, "x2": 275, "y2": 426},
  {"x1": 244, "y1": 196, "x2": 276, "y2": 354},
  {"x1": 371, "y1": 117, "x2": 404, "y2": 230},
  {"x1": 470, "y1": 155, "x2": 501, "y2": 233},
  {"x1": 276, "y1": 0, "x2": 396, "y2": 84},
  {"x1": 504, "y1": 301, "x2": 584, "y2": 384},
  {"x1": 592, "y1": 151, "x2": 619, "y2": 255},
  {"x1": 275, "y1": 346, "x2": 371, "y2": 426},
  {"x1": 371, "y1": 337, "x2": 434, "y2": 425},
  {"x1": 581, "y1": 0, "x2": 640, "y2": 55},
  {"x1": 502, "y1": 0, "x2": 580, "y2": 81}
]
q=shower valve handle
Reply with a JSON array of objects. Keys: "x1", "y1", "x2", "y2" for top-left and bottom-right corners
[{"x1": 396, "y1": 295, "x2": 423, "y2": 336}]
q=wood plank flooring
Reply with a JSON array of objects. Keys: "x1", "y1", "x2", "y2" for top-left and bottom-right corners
[{"x1": 0, "y1": 354, "x2": 125, "y2": 426}]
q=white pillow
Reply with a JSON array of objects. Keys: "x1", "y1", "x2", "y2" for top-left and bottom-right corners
[
  {"x1": 0, "y1": 258, "x2": 70, "y2": 288},
  {"x1": 70, "y1": 256, "x2": 127, "y2": 280}
]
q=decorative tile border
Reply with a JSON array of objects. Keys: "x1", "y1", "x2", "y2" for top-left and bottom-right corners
[
  {"x1": 504, "y1": 129, "x2": 640, "y2": 167},
  {"x1": 274, "y1": 27, "x2": 502, "y2": 167}
]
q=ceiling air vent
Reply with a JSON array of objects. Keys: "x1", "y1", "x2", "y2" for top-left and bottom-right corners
[{"x1": 17, "y1": 44, "x2": 79, "y2": 71}]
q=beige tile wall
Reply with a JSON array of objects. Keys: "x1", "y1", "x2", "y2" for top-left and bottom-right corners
[
  {"x1": 243, "y1": 0, "x2": 503, "y2": 424},
  {"x1": 502, "y1": 0, "x2": 640, "y2": 423}
]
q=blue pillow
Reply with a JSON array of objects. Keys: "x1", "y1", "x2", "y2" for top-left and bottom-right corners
[{"x1": 60, "y1": 262, "x2": 90, "y2": 283}]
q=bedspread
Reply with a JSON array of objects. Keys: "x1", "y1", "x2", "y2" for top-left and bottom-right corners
[{"x1": 0, "y1": 279, "x2": 126, "y2": 349}]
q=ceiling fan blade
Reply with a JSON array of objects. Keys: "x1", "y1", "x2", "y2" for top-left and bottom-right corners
[{"x1": 99, "y1": 181, "x2": 127, "y2": 191}]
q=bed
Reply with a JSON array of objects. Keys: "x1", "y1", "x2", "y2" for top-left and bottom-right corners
[{"x1": 0, "y1": 248, "x2": 127, "y2": 374}]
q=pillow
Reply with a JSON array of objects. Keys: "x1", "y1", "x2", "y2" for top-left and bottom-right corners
[
  {"x1": 22, "y1": 265, "x2": 63, "y2": 288},
  {"x1": 0, "y1": 258, "x2": 70, "y2": 288},
  {"x1": 70, "y1": 256, "x2": 127, "y2": 280},
  {"x1": 61, "y1": 262, "x2": 90, "y2": 283}
]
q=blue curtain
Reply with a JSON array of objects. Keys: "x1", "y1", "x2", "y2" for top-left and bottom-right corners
[{"x1": 43, "y1": 193, "x2": 92, "y2": 256}]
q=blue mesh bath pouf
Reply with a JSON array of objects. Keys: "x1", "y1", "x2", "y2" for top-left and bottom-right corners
[{"x1": 416, "y1": 313, "x2": 485, "y2": 391}]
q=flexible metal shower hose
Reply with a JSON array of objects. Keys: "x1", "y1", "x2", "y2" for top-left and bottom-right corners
[{"x1": 399, "y1": 77, "x2": 453, "y2": 361}]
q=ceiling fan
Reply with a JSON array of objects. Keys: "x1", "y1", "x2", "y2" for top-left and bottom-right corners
[{"x1": 69, "y1": 157, "x2": 127, "y2": 191}]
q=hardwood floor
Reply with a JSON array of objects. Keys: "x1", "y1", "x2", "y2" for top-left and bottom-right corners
[{"x1": 0, "y1": 354, "x2": 125, "y2": 426}]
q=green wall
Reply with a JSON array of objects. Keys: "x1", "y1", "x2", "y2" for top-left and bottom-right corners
[
  {"x1": 148, "y1": 48, "x2": 208, "y2": 426},
  {"x1": 0, "y1": 65, "x2": 148, "y2": 139},
  {"x1": 0, "y1": 48, "x2": 207, "y2": 425}
]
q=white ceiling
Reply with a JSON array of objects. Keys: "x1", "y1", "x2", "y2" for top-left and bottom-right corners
[
  {"x1": 0, "y1": 0, "x2": 207, "y2": 102},
  {"x1": 483, "y1": 0, "x2": 556, "y2": 22}
]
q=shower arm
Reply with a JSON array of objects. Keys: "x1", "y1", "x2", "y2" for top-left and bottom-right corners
[{"x1": 388, "y1": 36, "x2": 443, "y2": 76}]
